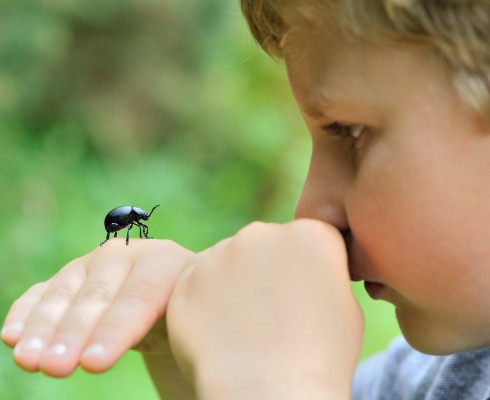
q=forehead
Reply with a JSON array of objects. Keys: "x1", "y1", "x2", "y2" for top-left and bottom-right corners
[
  {"x1": 284, "y1": 34, "x2": 365, "y2": 115},
  {"x1": 283, "y1": 28, "x2": 448, "y2": 119}
]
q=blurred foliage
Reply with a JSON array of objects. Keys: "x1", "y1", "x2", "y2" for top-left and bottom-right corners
[{"x1": 0, "y1": 0, "x2": 400, "y2": 398}]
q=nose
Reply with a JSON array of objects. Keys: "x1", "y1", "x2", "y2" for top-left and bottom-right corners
[{"x1": 294, "y1": 146, "x2": 351, "y2": 231}]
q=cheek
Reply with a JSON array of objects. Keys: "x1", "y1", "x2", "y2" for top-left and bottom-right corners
[
  {"x1": 350, "y1": 175, "x2": 435, "y2": 289},
  {"x1": 347, "y1": 148, "x2": 474, "y2": 298},
  {"x1": 348, "y1": 139, "x2": 490, "y2": 324},
  {"x1": 346, "y1": 132, "x2": 490, "y2": 351}
]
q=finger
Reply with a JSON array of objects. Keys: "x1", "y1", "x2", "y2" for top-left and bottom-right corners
[
  {"x1": 38, "y1": 249, "x2": 133, "y2": 377},
  {"x1": 12, "y1": 261, "x2": 87, "y2": 372},
  {"x1": 131, "y1": 317, "x2": 170, "y2": 354},
  {"x1": 2, "y1": 281, "x2": 51, "y2": 347},
  {"x1": 80, "y1": 241, "x2": 191, "y2": 373}
]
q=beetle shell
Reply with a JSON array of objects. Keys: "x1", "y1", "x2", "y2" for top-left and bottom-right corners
[
  {"x1": 104, "y1": 206, "x2": 141, "y2": 233},
  {"x1": 100, "y1": 204, "x2": 159, "y2": 246}
]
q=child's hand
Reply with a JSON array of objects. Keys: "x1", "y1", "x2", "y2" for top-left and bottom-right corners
[
  {"x1": 1, "y1": 238, "x2": 194, "y2": 378},
  {"x1": 167, "y1": 220, "x2": 364, "y2": 400}
]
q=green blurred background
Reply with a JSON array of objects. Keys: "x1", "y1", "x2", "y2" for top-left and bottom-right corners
[{"x1": 0, "y1": 0, "x2": 400, "y2": 398}]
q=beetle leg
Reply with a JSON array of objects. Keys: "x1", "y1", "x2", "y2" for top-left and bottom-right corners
[
  {"x1": 99, "y1": 231, "x2": 110, "y2": 246},
  {"x1": 139, "y1": 223, "x2": 149, "y2": 238},
  {"x1": 132, "y1": 222, "x2": 144, "y2": 238},
  {"x1": 126, "y1": 224, "x2": 133, "y2": 245}
]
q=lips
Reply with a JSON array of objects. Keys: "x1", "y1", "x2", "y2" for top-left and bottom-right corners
[
  {"x1": 340, "y1": 232, "x2": 393, "y2": 301},
  {"x1": 343, "y1": 233, "x2": 389, "y2": 299},
  {"x1": 364, "y1": 281, "x2": 386, "y2": 299},
  {"x1": 343, "y1": 231, "x2": 378, "y2": 283}
]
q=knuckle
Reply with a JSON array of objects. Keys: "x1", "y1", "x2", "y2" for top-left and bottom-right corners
[
  {"x1": 129, "y1": 237, "x2": 192, "y2": 258},
  {"x1": 246, "y1": 220, "x2": 267, "y2": 229},
  {"x1": 104, "y1": 237, "x2": 124, "y2": 249},
  {"x1": 54, "y1": 258, "x2": 84, "y2": 278},
  {"x1": 157, "y1": 238, "x2": 177, "y2": 248},
  {"x1": 154, "y1": 239, "x2": 189, "y2": 256},
  {"x1": 78, "y1": 282, "x2": 114, "y2": 304},
  {"x1": 8, "y1": 299, "x2": 25, "y2": 317},
  {"x1": 292, "y1": 218, "x2": 344, "y2": 245},
  {"x1": 291, "y1": 219, "x2": 348, "y2": 268},
  {"x1": 119, "y1": 283, "x2": 156, "y2": 306},
  {"x1": 148, "y1": 239, "x2": 194, "y2": 265},
  {"x1": 29, "y1": 281, "x2": 50, "y2": 294},
  {"x1": 235, "y1": 221, "x2": 270, "y2": 240},
  {"x1": 42, "y1": 284, "x2": 77, "y2": 304},
  {"x1": 57, "y1": 315, "x2": 86, "y2": 334},
  {"x1": 96, "y1": 315, "x2": 123, "y2": 333},
  {"x1": 9, "y1": 296, "x2": 28, "y2": 313},
  {"x1": 246, "y1": 220, "x2": 270, "y2": 232},
  {"x1": 154, "y1": 239, "x2": 180, "y2": 253},
  {"x1": 10, "y1": 281, "x2": 48, "y2": 309}
]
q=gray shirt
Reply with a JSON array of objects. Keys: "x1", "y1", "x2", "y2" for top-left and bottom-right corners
[{"x1": 352, "y1": 337, "x2": 490, "y2": 399}]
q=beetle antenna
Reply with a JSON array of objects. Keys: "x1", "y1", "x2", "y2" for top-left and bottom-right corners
[{"x1": 148, "y1": 204, "x2": 160, "y2": 218}]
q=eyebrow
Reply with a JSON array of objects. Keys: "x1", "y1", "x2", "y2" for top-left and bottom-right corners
[
  {"x1": 303, "y1": 92, "x2": 337, "y2": 119},
  {"x1": 303, "y1": 104, "x2": 325, "y2": 118}
]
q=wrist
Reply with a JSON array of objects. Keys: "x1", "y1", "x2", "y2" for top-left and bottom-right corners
[{"x1": 195, "y1": 363, "x2": 351, "y2": 400}]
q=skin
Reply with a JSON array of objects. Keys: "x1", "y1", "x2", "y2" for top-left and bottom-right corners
[
  {"x1": 167, "y1": 221, "x2": 363, "y2": 399},
  {"x1": 1, "y1": 239, "x2": 194, "y2": 377},
  {"x1": 285, "y1": 27, "x2": 490, "y2": 354},
  {"x1": 2, "y1": 227, "x2": 362, "y2": 399},
  {"x1": 2, "y1": 21, "x2": 490, "y2": 400}
]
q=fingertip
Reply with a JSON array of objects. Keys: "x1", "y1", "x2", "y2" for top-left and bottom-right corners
[
  {"x1": 39, "y1": 362, "x2": 78, "y2": 378},
  {"x1": 12, "y1": 337, "x2": 46, "y2": 372},
  {"x1": 39, "y1": 357, "x2": 78, "y2": 378},
  {"x1": 40, "y1": 366, "x2": 78, "y2": 379},
  {"x1": 1, "y1": 321, "x2": 25, "y2": 347},
  {"x1": 38, "y1": 343, "x2": 76, "y2": 378},
  {"x1": 79, "y1": 343, "x2": 118, "y2": 373}
]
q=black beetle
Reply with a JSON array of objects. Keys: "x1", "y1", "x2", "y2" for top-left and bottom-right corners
[{"x1": 100, "y1": 205, "x2": 160, "y2": 246}]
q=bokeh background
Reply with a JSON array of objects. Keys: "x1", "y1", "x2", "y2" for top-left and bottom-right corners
[{"x1": 0, "y1": 0, "x2": 400, "y2": 398}]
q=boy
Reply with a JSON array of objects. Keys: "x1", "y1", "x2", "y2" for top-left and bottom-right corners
[{"x1": 2, "y1": 0, "x2": 490, "y2": 398}]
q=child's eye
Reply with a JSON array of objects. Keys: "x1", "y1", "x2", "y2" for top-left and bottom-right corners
[{"x1": 321, "y1": 122, "x2": 365, "y2": 141}]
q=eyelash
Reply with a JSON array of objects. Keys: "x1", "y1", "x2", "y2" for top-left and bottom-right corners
[{"x1": 321, "y1": 122, "x2": 365, "y2": 141}]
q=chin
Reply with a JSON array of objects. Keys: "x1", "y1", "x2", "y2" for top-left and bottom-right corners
[
  {"x1": 394, "y1": 308, "x2": 486, "y2": 356},
  {"x1": 401, "y1": 331, "x2": 455, "y2": 355}
]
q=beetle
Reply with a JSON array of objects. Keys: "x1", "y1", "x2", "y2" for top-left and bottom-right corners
[{"x1": 100, "y1": 205, "x2": 160, "y2": 246}]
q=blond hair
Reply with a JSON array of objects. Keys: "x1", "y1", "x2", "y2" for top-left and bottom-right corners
[{"x1": 241, "y1": 0, "x2": 490, "y2": 120}]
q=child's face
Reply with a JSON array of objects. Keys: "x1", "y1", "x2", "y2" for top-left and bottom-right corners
[{"x1": 285, "y1": 27, "x2": 490, "y2": 354}]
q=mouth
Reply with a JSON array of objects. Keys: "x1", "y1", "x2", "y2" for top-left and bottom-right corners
[
  {"x1": 363, "y1": 281, "x2": 386, "y2": 299},
  {"x1": 349, "y1": 266, "x2": 386, "y2": 300},
  {"x1": 343, "y1": 230, "x2": 385, "y2": 298}
]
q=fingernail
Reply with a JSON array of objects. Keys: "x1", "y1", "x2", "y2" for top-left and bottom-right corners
[
  {"x1": 14, "y1": 337, "x2": 45, "y2": 356},
  {"x1": 1, "y1": 321, "x2": 24, "y2": 338},
  {"x1": 81, "y1": 343, "x2": 105, "y2": 358},
  {"x1": 44, "y1": 343, "x2": 67, "y2": 357}
]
